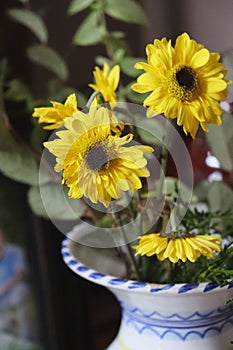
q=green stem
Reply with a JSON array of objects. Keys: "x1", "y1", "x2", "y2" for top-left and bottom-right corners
[
  {"x1": 141, "y1": 255, "x2": 152, "y2": 282},
  {"x1": 156, "y1": 118, "x2": 172, "y2": 200},
  {"x1": 111, "y1": 210, "x2": 142, "y2": 281},
  {"x1": 168, "y1": 207, "x2": 179, "y2": 232},
  {"x1": 168, "y1": 262, "x2": 177, "y2": 283},
  {"x1": 99, "y1": 1, "x2": 115, "y2": 62},
  {"x1": 126, "y1": 192, "x2": 137, "y2": 220},
  {"x1": 86, "y1": 90, "x2": 100, "y2": 108}
]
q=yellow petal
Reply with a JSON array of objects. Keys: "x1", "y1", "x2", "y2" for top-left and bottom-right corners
[
  {"x1": 65, "y1": 93, "x2": 77, "y2": 110},
  {"x1": 206, "y1": 78, "x2": 227, "y2": 93},
  {"x1": 191, "y1": 48, "x2": 210, "y2": 68},
  {"x1": 108, "y1": 65, "x2": 120, "y2": 90}
]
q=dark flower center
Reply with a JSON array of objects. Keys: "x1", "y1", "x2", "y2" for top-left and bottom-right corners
[
  {"x1": 176, "y1": 67, "x2": 196, "y2": 90},
  {"x1": 167, "y1": 64, "x2": 199, "y2": 101},
  {"x1": 160, "y1": 230, "x2": 196, "y2": 239},
  {"x1": 85, "y1": 144, "x2": 109, "y2": 171}
]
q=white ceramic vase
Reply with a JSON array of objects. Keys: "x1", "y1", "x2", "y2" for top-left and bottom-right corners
[{"x1": 62, "y1": 225, "x2": 233, "y2": 350}]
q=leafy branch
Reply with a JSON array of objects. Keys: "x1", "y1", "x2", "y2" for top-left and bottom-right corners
[{"x1": 1, "y1": 0, "x2": 148, "y2": 220}]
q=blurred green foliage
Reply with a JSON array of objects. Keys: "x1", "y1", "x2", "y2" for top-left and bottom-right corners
[{"x1": 0, "y1": 0, "x2": 148, "y2": 220}]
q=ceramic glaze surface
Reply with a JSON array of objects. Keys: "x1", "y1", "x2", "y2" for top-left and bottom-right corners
[{"x1": 62, "y1": 229, "x2": 233, "y2": 350}]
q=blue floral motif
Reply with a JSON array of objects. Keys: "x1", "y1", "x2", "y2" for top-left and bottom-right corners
[
  {"x1": 68, "y1": 259, "x2": 78, "y2": 266},
  {"x1": 204, "y1": 282, "x2": 220, "y2": 292},
  {"x1": 150, "y1": 284, "x2": 175, "y2": 292},
  {"x1": 178, "y1": 283, "x2": 199, "y2": 293},
  {"x1": 108, "y1": 278, "x2": 127, "y2": 286},
  {"x1": 62, "y1": 251, "x2": 70, "y2": 257},
  {"x1": 127, "y1": 282, "x2": 147, "y2": 289},
  {"x1": 89, "y1": 272, "x2": 105, "y2": 279},
  {"x1": 76, "y1": 266, "x2": 89, "y2": 272}
]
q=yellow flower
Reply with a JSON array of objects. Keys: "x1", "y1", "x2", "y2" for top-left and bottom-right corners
[
  {"x1": 44, "y1": 106, "x2": 153, "y2": 207},
  {"x1": 132, "y1": 32, "x2": 230, "y2": 138},
  {"x1": 89, "y1": 63, "x2": 120, "y2": 103},
  {"x1": 33, "y1": 93, "x2": 78, "y2": 130},
  {"x1": 133, "y1": 233, "x2": 222, "y2": 263}
]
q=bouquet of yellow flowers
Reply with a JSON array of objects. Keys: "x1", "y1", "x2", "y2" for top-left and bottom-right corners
[
  {"x1": 33, "y1": 32, "x2": 232, "y2": 284},
  {"x1": 1, "y1": 1, "x2": 233, "y2": 286},
  {"x1": 2, "y1": 3, "x2": 233, "y2": 348}
]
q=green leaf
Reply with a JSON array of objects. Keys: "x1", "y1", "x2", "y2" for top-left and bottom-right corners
[
  {"x1": 95, "y1": 56, "x2": 112, "y2": 67},
  {"x1": 125, "y1": 82, "x2": 149, "y2": 104},
  {"x1": 47, "y1": 78, "x2": 65, "y2": 97},
  {"x1": 27, "y1": 45, "x2": 69, "y2": 81},
  {"x1": 28, "y1": 184, "x2": 85, "y2": 220},
  {"x1": 76, "y1": 91, "x2": 87, "y2": 108},
  {"x1": 207, "y1": 182, "x2": 233, "y2": 212},
  {"x1": 221, "y1": 111, "x2": 233, "y2": 142},
  {"x1": 46, "y1": 79, "x2": 87, "y2": 107},
  {"x1": 72, "y1": 11, "x2": 106, "y2": 46},
  {"x1": 68, "y1": 0, "x2": 94, "y2": 15},
  {"x1": 206, "y1": 117, "x2": 233, "y2": 172},
  {"x1": 113, "y1": 48, "x2": 126, "y2": 63},
  {"x1": 120, "y1": 56, "x2": 145, "y2": 77},
  {"x1": 194, "y1": 180, "x2": 210, "y2": 202},
  {"x1": 105, "y1": 0, "x2": 148, "y2": 25},
  {"x1": 0, "y1": 121, "x2": 50, "y2": 186},
  {"x1": 0, "y1": 120, "x2": 20, "y2": 151},
  {"x1": 135, "y1": 116, "x2": 166, "y2": 145},
  {"x1": 0, "y1": 150, "x2": 39, "y2": 186},
  {"x1": 164, "y1": 177, "x2": 196, "y2": 203},
  {"x1": 30, "y1": 123, "x2": 48, "y2": 153},
  {"x1": 110, "y1": 33, "x2": 130, "y2": 56},
  {"x1": 28, "y1": 186, "x2": 48, "y2": 218},
  {"x1": 47, "y1": 78, "x2": 75, "y2": 101},
  {"x1": 110, "y1": 31, "x2": 126, "y2": 39},
  {"x1": 5, "y1": 79, "x2": 32, "y2": 103},
  {"x1": 7, "y1": 9, "x2": 48, "y2": 43},
  {"x1": 223, "y1": 51, "x2": 233, "y2": 96}
]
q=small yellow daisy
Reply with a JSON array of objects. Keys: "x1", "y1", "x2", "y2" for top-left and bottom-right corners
[
  {"x1": 133, "y1": 232, "x2": 222, "y2": 263},
  {"x1": 33, "y1": 93, "x2": 78, "y2": 130},
  {"x1": 89, "y1": 63, "x2": 120, "y2": 103},
  {"x1": 132, "y1": 32, "x2": 230, "y2": 138}
]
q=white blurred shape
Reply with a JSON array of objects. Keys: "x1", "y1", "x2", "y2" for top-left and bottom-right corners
[
  {"x1": 208, "y1": 171, "x2": 223, "y2": 182},
  {"x1": 205, "y1": 153, "x2": 221, "y2": 168}
]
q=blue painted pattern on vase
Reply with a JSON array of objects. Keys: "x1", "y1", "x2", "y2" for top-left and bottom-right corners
[{"x1": 61, "y1": 236, "x2": 233, "y2": 350}]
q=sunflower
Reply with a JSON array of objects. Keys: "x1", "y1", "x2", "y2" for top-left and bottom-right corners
[
  {"x1": 133, "y1": 232, "x2": 222, "y2": 263},
  {"x1": 44, "y1": 106, "x2": 153, "y2": 207},
  {"x1": 33, "y1": 93, "x2": 78, "y2": 130},
  {"x1": 132, "y1": 32, "x2": 230, "y2": 138},
  {"x1": 89, "y1": 63, "x2": 120, "y2": 104}
]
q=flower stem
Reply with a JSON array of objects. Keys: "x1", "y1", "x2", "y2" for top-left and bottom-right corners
[
  {"x1": 141, "y1": 255, "x2": 152, "y2": 281},
  {"x1": 126, "y1": 192, "x2": 137, "y2": 219},
  {"x1": 111, "y1": 210, "x2": 142, "y2": 281},
  {"x1": 156, "y1": 118, "x2": 172, "y2": 200},
  {"x1": 86, "y1": 90, "x2": 100, "y2": 108},
  {"x1": 99, "y1": 0, "x2": 115, "y2": 62}
]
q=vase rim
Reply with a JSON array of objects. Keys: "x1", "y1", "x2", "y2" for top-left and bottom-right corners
[{"x1": 61, "y1": 236, "x2": 233, "y2": 295}]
